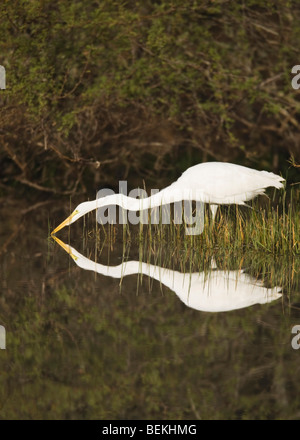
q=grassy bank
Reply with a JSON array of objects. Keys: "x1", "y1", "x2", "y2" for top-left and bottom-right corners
[{"x1": 72, "y1": 190, "x2": 300, "y2": 257}]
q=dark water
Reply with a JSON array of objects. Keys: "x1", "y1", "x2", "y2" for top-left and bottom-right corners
[{"x1": 0, "y1": 202, "x2": 300, "y2": 420}]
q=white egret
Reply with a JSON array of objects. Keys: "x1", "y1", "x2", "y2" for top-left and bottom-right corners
[
  {"x1": 51, "y1": 161, "x2": 284, "y2": 234},
  {"x1": 52, "y1": 236, "x2": 282, "y2": 313}
]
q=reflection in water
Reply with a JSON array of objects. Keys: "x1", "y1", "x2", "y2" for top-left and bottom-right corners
[{"x1": 52, "y1": 237, "x2": 282, "y2": 313}]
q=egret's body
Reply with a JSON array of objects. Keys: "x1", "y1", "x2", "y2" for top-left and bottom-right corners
[{"x1": 52, "y1": 162, "x2": 284, "y2": 234}]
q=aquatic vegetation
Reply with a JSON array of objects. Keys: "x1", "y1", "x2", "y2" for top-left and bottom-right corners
[
  {"x1": 66, "y1": 191, "x2": 299, "y2": 303},
  {"x1": 81, "y1": 190, "x2": 299, "y2": 257}
]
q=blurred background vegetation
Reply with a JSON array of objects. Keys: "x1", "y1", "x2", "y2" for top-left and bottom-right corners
[{"x1": 0, "y1": 0, "x2": 299, "y2": 200}]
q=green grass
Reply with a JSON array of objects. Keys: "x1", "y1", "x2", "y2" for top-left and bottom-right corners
[
  {"x1": 65, "y1": 193, "x2": 299, "y2": 309},
  {"x1": 83, "y1": 190, "x2": 299, "y2": 257}
]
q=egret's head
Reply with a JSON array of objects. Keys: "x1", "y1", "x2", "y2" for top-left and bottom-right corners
[{"x1": 51, "y1": 201, "x2": 94, "y2": 235}]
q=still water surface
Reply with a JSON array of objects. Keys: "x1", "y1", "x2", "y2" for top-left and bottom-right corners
[{"x1": 0, "y1": 203, "x2": 299, "y2": 420}]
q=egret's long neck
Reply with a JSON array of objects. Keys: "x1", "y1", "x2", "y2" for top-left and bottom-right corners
[
  {"x1": 76, "y1": 257, "x2": 182, "y2": 293},
  {"x1": 93, "y1": 183, "x2": 183, "y2": 211}
]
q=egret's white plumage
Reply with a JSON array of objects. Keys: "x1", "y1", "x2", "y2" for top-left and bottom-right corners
[
  {"x1": 53, "y1": 237, "x2": 282, "y2": 313},
  {"x1": 51, "y1": 162, "x2": 284, "y2": 234}
]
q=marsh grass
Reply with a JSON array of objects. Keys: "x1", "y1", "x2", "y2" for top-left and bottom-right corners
[
  {"x1": 81, "y1": 190, "x2": 299, "y2": 257},
  {"x1": 68, "y1": 190, "x2": 299, "y2": 305}
]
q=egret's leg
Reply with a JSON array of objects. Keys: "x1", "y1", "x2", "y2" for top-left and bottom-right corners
[
  {"x1": 210, "y1": 257, "x2": 217, "y2": 269},
  {"x1": 210, "y1": 204, "x2": 218, "y2": 221}
]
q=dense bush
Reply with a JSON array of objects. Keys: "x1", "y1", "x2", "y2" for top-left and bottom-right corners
[{"x1": 0, "y1": 0, "x2": 299, "y2": 196}]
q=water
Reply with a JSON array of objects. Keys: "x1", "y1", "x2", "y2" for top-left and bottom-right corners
[{"x1": 0, "y1": 203, "x2": 299, "y2": 420}]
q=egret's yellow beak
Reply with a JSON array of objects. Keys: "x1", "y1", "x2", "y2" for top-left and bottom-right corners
[
  {"x1": 51, "y1": 210, "x2": 79, "y2": 235},
  {"x1": 51, "y1": 236, "x2": 77, "y2": 260}
]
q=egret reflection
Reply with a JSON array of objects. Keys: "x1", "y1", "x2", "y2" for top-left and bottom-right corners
[{"x1": 52, "y1": 236, "x2": 282, "y2": 313}]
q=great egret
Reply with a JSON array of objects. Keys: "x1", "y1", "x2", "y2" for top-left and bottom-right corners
[
  {"x1": 51, "y1": 161, "x2": 284, "y2": 234},
  {"x1": 52, "y1": 236, "x2": 282, "y2": 312}
]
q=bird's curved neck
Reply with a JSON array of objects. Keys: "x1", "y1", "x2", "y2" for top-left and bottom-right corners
[
  {"x1": 94, "y1": 184, "x2": 182, "y2": 211},
  {"x1": 77, "y1": 256, "x2": 180, "y2": 293}
]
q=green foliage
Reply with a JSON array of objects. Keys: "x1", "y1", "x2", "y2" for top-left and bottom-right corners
[{"x1": 0, "y1": 0, "x2": 299, "y2": 193}]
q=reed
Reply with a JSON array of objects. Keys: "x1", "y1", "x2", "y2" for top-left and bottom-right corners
[{"x1": 78, "y1": 189, "x2": 299, "y2": 257}]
